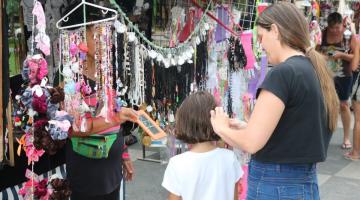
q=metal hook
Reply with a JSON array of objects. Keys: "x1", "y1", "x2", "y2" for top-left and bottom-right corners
[{"x1": 102, "y1": 9, "x2": 109, "y2": 15}]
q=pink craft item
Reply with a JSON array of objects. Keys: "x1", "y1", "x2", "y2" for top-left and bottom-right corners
[
  {"x1": 70, "y1": 43, "x2": 79, "y2": 56},
  {"x1": 258, "y1": 4, "x2": 268, "y2": 14},
  {"x1": 29, "y1": 63, "x2": 40, "y2": 84},
  {"x1": 28, "y1": 58, "x2": 48, "y2": 84},
  {"x1": 25, "y1": 146, "x2": 45, "y2": 165},
  {"x1": 75, "y1": 82, "x2": 81, "y2": 92},
  {"x1": 78, "y1": 42, "x2": 89, "y2": 53},
  {"x1": 19, "y1": 169, "x2": 51, "y2": 200},
  {"x1": 32, "y1": 1, "x2": 46, "y2": 31},
  {"x1": 238, "y1": 165, "x2": 248, "y2": 200},
  {"x1": 240, "y1": 33, "x2": 256, "y2": 70}
]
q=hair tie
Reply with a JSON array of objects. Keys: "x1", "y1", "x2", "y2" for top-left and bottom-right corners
[{"x1": 305, "y1": 47, "x2": 314, "y2": 55}]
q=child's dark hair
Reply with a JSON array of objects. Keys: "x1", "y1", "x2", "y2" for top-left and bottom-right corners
[
  {"x1": 327, "y1": 12, "x2": 343, "y2": 27},
  {"x1": 175, "y1": 91, "x2": 220, "y2": 144}
]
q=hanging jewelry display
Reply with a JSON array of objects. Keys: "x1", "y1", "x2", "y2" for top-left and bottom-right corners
[
  {"x1": 144, "y1": 59, "x2": 154, "y2": 105},
  {"x1": 108, "y1": 0, "x2": 213, "y2": 67},
  {"x1": 14, "y1": 2, "x2": 70, "y2": 199},
  {"x1": 91, "y1": 22, "x2": 116, "y2": 122},
  {"x1": 228, "y1": 36, "x2": 247, "y2": 72},
  {"x1": 195, "y1": 39, "x2": 208, "y2": 91},
  {"x1": 127, "y1": 33, "x2": 145, "y2": 106}
]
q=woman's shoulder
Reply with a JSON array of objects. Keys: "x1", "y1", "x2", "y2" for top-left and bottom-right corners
[{"x1": 277, "y1": 56, "x2": 312, "y2": 71}]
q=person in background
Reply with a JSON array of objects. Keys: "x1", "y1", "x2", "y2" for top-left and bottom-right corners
[
  {"x1": 318, "y1": 12, "x2": 357, "y2": 150},
  {"x1": 57, "y1": 2, "x2": 137, "y2": 199},
  {"x1": 211, "y1": 3, "x2": 339, "y2": 199},
  {"x1": 347, "y1": 40, "x2": 360, "y2": 160},
  {"x1": 162, "y1": 91, "x2": 243, "y2": 200}
]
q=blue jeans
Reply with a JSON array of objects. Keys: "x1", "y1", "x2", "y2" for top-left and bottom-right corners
[{"x1": 247, "y1": 159, "x2": 319, "y2": 200}]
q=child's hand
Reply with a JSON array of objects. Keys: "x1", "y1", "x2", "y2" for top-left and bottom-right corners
[{"x1": 210, "y1": 107, "x2": 230, "y2": 136}]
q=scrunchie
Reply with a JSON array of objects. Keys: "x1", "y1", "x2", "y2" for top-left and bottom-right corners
[
  {"x1": 48, "y1": 87, "x2": 65, "y2": 104},
  {"x1": 49, "y1": 178, "x2": 72, "y2": 200},
  {"x1": 305, "y1": 47, "x2": 314, "y2": 56},
  {"x1": 47, "y1": 102, "x2": 60, "y2": 119},
  {"x1": 28, "y1": 58, "x2": 48, "y2": 84},
  {"x1": 32, "y1": 93, "x2": 47, "y2": 114},
  {"x1": 21, "y1": 60, "x2": 30, "y2": 82},
  {"x1": 21, "y1": 88, "x2": 33, "y2": 108}
]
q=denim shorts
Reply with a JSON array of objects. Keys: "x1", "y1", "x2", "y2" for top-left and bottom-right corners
[{"x1": 247, "y1": 159, "x2": 319, "y2": 200}]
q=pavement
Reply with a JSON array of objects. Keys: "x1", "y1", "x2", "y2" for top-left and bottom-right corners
[{"x1": 126, "y1": 123, "x2": 360, "y2": 200}]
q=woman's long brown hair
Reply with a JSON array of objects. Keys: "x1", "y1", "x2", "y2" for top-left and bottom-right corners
[{"x1": 257, "y1": 2, "x2": 339, "y2": 132}]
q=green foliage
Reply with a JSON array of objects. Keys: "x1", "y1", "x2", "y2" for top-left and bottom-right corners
[{"x1": 6, "y1": 0, "x2": 20, "y2": 17}]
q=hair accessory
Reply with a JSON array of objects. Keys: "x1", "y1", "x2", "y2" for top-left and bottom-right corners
[
  {"x1": 32, "y1": 1, "x2": 51, "y2": 55},
  {"x1": 32, "y1": 93, "x2": 47, "y2": 114},
  {"x1": 19, "y1": 169, "x2": 50, "y2": 200},
  {"x1": 70, "y1": 43, "x2": 79, "y2": 56},
  {"x1": 26, "y1": 57, "x2": 48, "y2": 85}
]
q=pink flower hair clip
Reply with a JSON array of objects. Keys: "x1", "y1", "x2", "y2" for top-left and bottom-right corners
[{"x1": 27, "y1": 57, "x2": 48, "y2": 85}]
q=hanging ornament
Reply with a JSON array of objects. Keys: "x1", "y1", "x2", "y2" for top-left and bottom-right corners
[
  {"x1": 128, "y1": 32, "x2": 136, "y2": 42},
  {"x1": 196, "y1": 37, "x2": 201, "y2": 45},
  {"x1": 204, "y1": 23, "x2": 210, "y2": 31},
  {"x1": 149, "y1": 50, "x2": 158, "y2": 59},
  {"x1": 156, "y1": 53, "x2": 164, "y2": 63},
  {"x1": 171, "y1": 57, "x2": 177, "y2": 66},
  {"x1": 178, "y1": 56, "x2": 185, "y2": 66},
  {"x1": 114, "y1": 20, "x2": 127, "y2": 33}
]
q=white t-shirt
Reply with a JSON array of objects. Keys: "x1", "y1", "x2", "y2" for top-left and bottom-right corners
[{"x1": 162, "y1": 148, "x2": 243, "y2": 200}]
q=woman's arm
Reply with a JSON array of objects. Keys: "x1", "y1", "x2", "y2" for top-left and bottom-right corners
[
  {"x1": 336, "y1": 36, "x2": 358, "y2": 62},
  {"x1": 334, "y1": 51, "x2": 353, "y2": 62},
  {"x1": 352, "y1": 40, "x2": 360, "y2": 71},
  {"x1": 71, "y1": 107, "x2": 138, "y2": 137},
  {"x1": 210, "y1": 90, "x2": 285, "y2": 154}
]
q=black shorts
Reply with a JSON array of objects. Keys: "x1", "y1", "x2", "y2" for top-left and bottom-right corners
[{"x1": 335, "y1": 76, "x2": 353, "y2": 101}]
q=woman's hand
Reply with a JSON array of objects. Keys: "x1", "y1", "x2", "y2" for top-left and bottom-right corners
[
  {"x1": 115, "y1": 107, "x2": 138, "y2": 124},
  {"x1": 333, "y1": 51, "x2": 345, "y2": 60},
  {"x1": 229, "y1": 119, "x2": 247, "y2": 130},
  {"x1": 123, "y1": 159, "x2": 134, "y2": 181},
  {"x1": 210, "y1": 107, "x2": 230, "y2": 136}
]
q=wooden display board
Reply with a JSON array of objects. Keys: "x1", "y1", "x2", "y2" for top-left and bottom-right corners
[
  {"x1": 136, "y1": 110, "x2": 166, "y2": 140},
  {"x1": 7, "y1": 96, "x2": 15, "y2": 166}
]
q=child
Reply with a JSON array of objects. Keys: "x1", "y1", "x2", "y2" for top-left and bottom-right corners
[{"x1": 162, "y1": 91, "x2": 243, "y2": 200}]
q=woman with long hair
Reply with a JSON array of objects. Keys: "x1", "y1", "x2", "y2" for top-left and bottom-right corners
[{"x1": 211, "y1": 2, "x2": 339, "y2": 199}]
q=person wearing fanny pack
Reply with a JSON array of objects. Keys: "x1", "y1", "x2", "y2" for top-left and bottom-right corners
[{"x1": 56, "y1": 2, "x2": 138, "y2": 200}]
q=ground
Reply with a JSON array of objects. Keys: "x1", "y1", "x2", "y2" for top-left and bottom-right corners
[{"x1": 126, "y1": 125, "x2": 360, "y2": 200}]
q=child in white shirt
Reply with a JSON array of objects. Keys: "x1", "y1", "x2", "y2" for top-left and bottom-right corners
[{"x1": 162, "y1": 91, "x2": 243, "y2": 200}]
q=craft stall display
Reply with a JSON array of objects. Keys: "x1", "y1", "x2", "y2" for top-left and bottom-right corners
[
  {"x1": 2, "y1": 0, "x2": 271, "y2": 199},
  {"x1": 11, "y1": 1, "x2": 71, "y2": 199}
]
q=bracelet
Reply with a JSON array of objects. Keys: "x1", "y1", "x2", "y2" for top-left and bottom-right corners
[{"x1": 122, "y1": 152, "x2": 130, "y2": 160}]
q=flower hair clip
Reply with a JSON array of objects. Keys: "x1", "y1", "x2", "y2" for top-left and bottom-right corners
[{"x1": 27, "y1": 57, "x2": 48, "y2": 85}]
